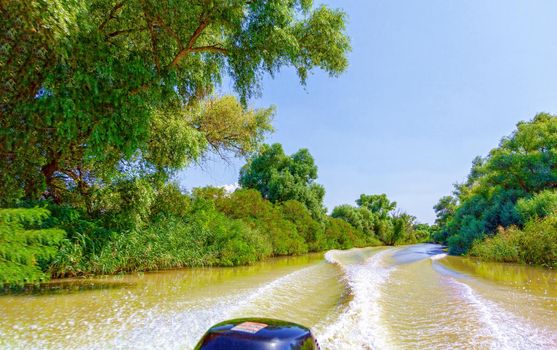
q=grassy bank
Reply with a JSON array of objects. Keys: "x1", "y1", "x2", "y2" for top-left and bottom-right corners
[
  {"x1": 1, "y1": 187, "x2": 386, "y2": 287},
  {"x1": 469, "y1": 215, "x2": 557, "y2": 268}
]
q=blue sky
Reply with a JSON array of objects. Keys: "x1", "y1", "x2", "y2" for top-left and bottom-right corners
[{"x1": 179, "y1": 0, "x2": 557, "y2": 223}]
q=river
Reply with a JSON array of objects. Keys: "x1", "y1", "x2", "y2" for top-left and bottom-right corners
[{"x1": 1, "y1": 244, "x2": 556, "y2": 349}]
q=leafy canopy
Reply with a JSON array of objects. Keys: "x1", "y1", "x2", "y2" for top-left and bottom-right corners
[
  {"x1": 239, "y1": 143, "x2": 326, "y2": 219},
  {"x1": 0, "y1": 0, "x2": 350, "y2": 206},
  {"x1": 435, "y1": 113, "x2": 557, "y2": 254}
]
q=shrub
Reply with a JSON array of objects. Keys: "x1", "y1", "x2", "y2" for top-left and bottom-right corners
[
  {"x1": 515, "y1": 190, "x2": 557, "y2": 223},
  {"x1": 470, "y1": 215, "x2": 557, "y2": 268},
  {"x1": 51, "y1": 201, "x2": 274, "y2": 275},
  {"x1": 214, "y1": 189, "x2": 308, "y2": 255},
  {"x1": 0, "y1": 208, "x2": 65, "y2": 287},
  {"x1": 280, "y1": 200, "x2": 324, "y2": 252}
]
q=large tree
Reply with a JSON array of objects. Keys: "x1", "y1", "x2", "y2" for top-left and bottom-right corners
[
  {"x1": 0, "y1": 0, "x2": 350, "y2": 206},
  {"x1": 239, "y1": 143, "x2": 326, "y2": 219},
  {"x1": 437, "y1": 113, "x2": 557, "y2": 254}
]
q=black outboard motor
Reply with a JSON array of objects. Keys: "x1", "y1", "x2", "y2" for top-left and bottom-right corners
[{"x1": 194, "y1": 318, "x2": 320, "y2": 350}]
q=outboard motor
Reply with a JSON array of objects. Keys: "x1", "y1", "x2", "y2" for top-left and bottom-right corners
[{"x1": 195, "y1": 318, "x2": 320, "y2": 350}]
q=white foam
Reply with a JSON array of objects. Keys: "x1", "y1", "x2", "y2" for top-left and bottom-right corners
[
  {"x1": 316, "y1": 249, "x2": 395, "y2": 350},
  {"x1": 448, "y1": 278, "x2": 557, "y2": 349},
  {"x1": 430, "y1": 253, "x2": 448, "y2": 261},
  {"x1": 84, "y1": 264, "x2": 322, "y2": 350}
]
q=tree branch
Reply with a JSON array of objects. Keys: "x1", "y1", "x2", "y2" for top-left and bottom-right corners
[
  {"x1": 155, "y1": 15, "x2": 184, "y2": 50},
  {"x1": 99, "y1": 1, "x2": 126, "y2": 30},
  {"x1": 170, "y1": 19, "x2": 209, "y2": 67},
  {"x1": 189, "y1": 45, "x2": 227, "y2": 54},
  {"x1": 142, "y1": 5, "x2": 161, "y2": 72}
]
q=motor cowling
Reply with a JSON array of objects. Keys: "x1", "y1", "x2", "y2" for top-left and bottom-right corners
[{"x1": 194, "y1": 318, "x2": 319, "y2": 350}]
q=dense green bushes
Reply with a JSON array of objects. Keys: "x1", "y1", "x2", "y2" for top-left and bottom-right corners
[
  {"x1": 43, "y1": 184, "x2": 383, "y2": 279},
  {"x1": 1, "y1": 144, "x2": 402, "y2": 287},
  {"x1": 434, "y1": 114, "x2": 557, "y2": 267},
  {"x1": 51, "y1": 203, "x2": 272, "y2": 275},
  {"x1": 516, "y1": 190, "x2": 557, "y2": 223},
  {"x1": 470, "y1": 215, "x2": 557, "y2": 268}
]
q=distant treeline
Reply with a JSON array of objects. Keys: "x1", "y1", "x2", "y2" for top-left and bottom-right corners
[{"x1": 432, "y1": 114, "x2": 557, "y2": 268}]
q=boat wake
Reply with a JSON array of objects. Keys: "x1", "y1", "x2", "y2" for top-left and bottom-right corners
[
  {"x1": 447, "y1": 277, "x2": 557, "y2": 349},
  {"x1": 316, "y1": 249, "x2": 395, "y2": 350},
  {"x1": 83, "y1": 265, "x2": 323, "y2": 350}
]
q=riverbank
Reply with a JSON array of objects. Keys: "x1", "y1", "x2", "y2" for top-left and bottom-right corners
[{"x1": 1, "y1": 187, "x2": 393, "y2": 288}]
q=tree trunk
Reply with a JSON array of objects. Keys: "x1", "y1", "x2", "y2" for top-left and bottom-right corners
[{"x1": 41, "y1": 156, "x2": 61, "y2": 203}]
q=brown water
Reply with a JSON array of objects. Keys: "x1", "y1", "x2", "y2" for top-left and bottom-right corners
[{"x1": 1, "y1": 244, "x2": 556, "y2": 349}]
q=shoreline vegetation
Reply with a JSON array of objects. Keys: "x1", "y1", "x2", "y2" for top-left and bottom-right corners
[
  {"x1": 1, "y1": 1, "x2": 555, "y2": 290},
  {"x1": 0, "y1": 0, "x2": 434, "y2": 289},
  {"x1": 432, "y1": 114, "x2": 557, "y2": 269},
  {"x1": 0, "y1": 145, "x2": 432, "y2": 288}
]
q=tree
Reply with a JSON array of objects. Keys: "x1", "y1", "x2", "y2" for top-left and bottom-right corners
[
  {"x1": 437, "y1": 113, "x2": 557, "y2": 254},
  {"x1": 356, "y1": 194, "x2": 397, "y2": 219},
  {"x1": 515, "y1": 190, "x2": 557, "y2": 223},
  {"x1": 433, "y1": 195, "x2": 457, "y2": 227},
  {"x1": 331, "y1": 204, "x2": 374, "y2": 235},
  {"x1": 1, "y1": 0, "x2": 350, "y2": 206},
  {"x1": 239, "y1": 144, "x2": 326, "y2": 219},
  {"x1": 388, "y1": 212, "x2": 415, "y2": 245}
]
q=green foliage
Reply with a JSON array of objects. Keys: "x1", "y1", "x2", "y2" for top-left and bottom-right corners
[
  {"x1": 0, "y1": 1, "x2": 361, "y2": 281},
  {"x1": 0, "y1": 208, "x2": 65, "y2": 287},
  {"x1": 332, "y1": 193, "x2": 424, "y2": 246},
  {"x1": 280, "y1": 200, "x2": 325, "y2": 252},
  {"x1": 356, "y1": 194, "x2": 396, "y2": 219},
  {"x1": 515, "y1": 190, "x2": 557, "y2": 223},
  {"x1": 1, "y1": 0, "x2": 349, "y2": 207},
  {"x1": 51, "y1": 197, "x2": 273, "y2": 275},
  {"x1": 433, "y1": 196, "x2": 457, "y2": 227},
  {"x1": 49, "y1": 182, "x2": 388, "y2": 277},
  {"x1": 389, "y1": 212, "x2": 416, "y2": 245},
  {"x1": 413, "y1": 223, "x2": 435, "y2": 243},
  {"x1": 212, "y1": 189, "x2": 308, "y2": 256},
  {"x1": 437, "y1": 114, "x2": 557, "y2": 255},
  {"x1": 323, "y1": 217, "x2": 363, "y2": 249},
  {"x1": 239, "y1": 144, "x2": 326, "y2": 219},
  {"x1": 331, "y1": 204, "x2": 375, "y2": 235},
  {"x1": 470, "y1": 215, "x2": 557, "y2": 268}
]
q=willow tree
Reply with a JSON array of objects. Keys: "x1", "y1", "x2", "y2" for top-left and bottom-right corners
[{"x1": 0, "y1": 0, "x2": 350, "y2": 206}]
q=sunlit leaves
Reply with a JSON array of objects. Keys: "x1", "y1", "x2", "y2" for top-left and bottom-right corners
[{"x1": 1, "y1": 0, "x2": 349, "y2": 206}]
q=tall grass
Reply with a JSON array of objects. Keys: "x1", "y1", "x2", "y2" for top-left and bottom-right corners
[{"x1": 470, "y1": 215, "x2": 557, "y2": 268}]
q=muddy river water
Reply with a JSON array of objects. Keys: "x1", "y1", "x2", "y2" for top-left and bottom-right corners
[{"x1": 1, "y1": 244, "x2": 556, "y2": 349}]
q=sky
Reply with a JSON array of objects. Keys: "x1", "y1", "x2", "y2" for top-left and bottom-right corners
[{"x1": 179, "y1": 0, "x2": 557, "y2": 224}]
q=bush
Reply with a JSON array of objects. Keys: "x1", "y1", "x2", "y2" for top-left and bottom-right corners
[
  {"x1": 213, "y1": 189, "x2": 308, "y2": 255},
  {"x1": 0, "y1": 208, "x2": 65, "y2": 287},
  {"x1": 516, "y1": 190, "x2": 557, "y2": 223},
  {"x1": 470, "y1": 215, "x2": 557, "y2": 268},
  {"x1": 51, "y1": 200, "x2": 273, "y2": 275},
  {"x1": 280, "y1": 200, "x2": 324, "y2": 252},
  {"x1": 469, "y1": 228, "x2": 520, "y2": 263}
]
